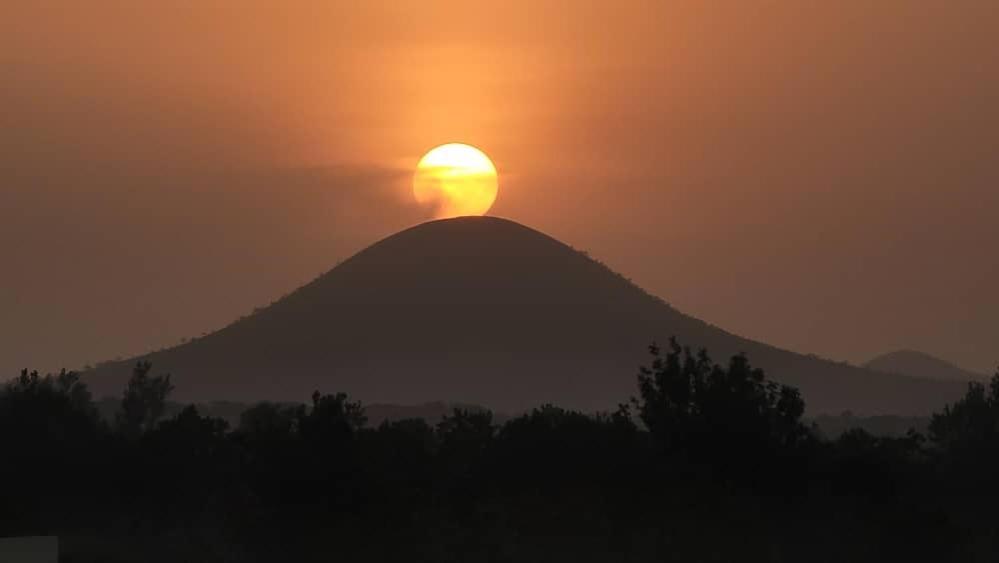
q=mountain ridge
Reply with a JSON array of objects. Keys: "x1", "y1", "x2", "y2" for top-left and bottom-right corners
[
  {"x1": 85, "y1": 216, "x2": 965, "y2": 415},
  {"x1": 865, "y1": 349, "x2": 988, "y2": 382}
]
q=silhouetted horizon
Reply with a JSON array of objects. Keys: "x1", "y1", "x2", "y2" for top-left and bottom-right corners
[
  {"x1": 3, "y1": 3, "x2": 997, "y2": 560},
  {"x1": 77, "y1": 216, "x2": 965, "y2": 415},
  {"x1": 6, "y1": 338, "x2": 999, "y2": 561}
]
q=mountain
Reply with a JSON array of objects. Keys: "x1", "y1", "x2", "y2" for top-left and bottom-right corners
[
  {"x1": 864, "y1": 350, "x2": 988, "y2": 383},
  {"x1": 85, "y1": 217, "x2": 965, "y2": 415}
]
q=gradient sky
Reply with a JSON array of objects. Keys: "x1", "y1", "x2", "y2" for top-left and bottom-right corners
[{"x1": 2, "y1": 1, "x2": 997, "y2": 378}]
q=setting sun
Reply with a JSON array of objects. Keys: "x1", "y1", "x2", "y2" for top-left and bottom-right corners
[{"x1": 413, "y1": 143, "x2": 498, "y2": 218}]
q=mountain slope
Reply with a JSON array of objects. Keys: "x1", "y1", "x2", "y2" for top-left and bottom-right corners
[
  {"x1": 865, "y1": 350, "x2": 987, "y2": 383},
  {"x1": 86, "y1": 217, "x2": 965, "y2": 415}
]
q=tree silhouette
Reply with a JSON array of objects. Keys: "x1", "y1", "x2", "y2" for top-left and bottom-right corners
[
  {"x1": 1, "y1": 349, "x2": 993, "y2": 561},
  {"x1": 0, "y1": 369, "x2": 104, "y2": 534},
  {"x1": 436, "y1": 408, "x2": 495, "y2": 457},
  {"x1": 237, "y1": 401, "x2": 304, "y2": 442},
  {"x1": 434, "y1": 408, "x2": 495, "y2": 506},
  {"x1": 1, "y1": 369, "x2": 101, "y2": 443},
  {"x1": 298, "y1": 390, "x2": 366, "y2": 443},
  {"x1": 116, "y1": 361, "x2": 174, "y2": 437},
  {"x1": 363, "y1": 418, "x2": 437, "y2": 503},
  {"x1": 929, "y1": 368, "x2": 999, "y2": 450},
  {"x1": 1, "y1": 368, "x2": 102, "y2": 443},
  {"x1": 634, "y1": 338, "x2": 809, "y2": 467},
  {"x1": 156, "y1": 404, "x2": 229, "y2": 438}
]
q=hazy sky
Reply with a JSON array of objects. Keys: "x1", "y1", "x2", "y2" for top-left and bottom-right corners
[{"x1": 2, "y1": 1, "x2": 997, "y2": 377}]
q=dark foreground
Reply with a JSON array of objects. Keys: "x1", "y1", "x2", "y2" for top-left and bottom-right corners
[{"x1": 3, "y1": 340, "x2": 998, "y2": 562}]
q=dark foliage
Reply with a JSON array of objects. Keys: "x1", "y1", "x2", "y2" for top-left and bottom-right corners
[
  {"x1": 116, "y1": 361, "x2": 174, "y2": 437},
  {"x1": 635, "y1": 339, "x2": 811, "y2": 485},
  {"x1": 2, "y1": 348, "x2": 998, "y2": 561},
  {"x1": 929, "y1": 371, "x2": 999, "y2": 451}
]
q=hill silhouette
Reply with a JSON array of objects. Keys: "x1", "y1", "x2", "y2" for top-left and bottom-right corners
[
  {"x1": 865, "y1": 349, "x2": 987, "y2": 382},
  {"x1": 85, "y1": 217, "x2": 964, "y2": 415}
]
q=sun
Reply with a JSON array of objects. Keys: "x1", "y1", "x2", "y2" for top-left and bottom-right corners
[{"x1": 413, "y1": 143, "x2": 498, "y2": 218}]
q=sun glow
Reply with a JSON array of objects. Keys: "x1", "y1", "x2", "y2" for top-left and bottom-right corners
[{"x1": 413, "y1": 143, "x2": 498, "y2": 218}]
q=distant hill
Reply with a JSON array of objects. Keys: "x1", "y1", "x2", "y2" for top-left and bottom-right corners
[
  {"x1": 84, "y1": 217, "x2": 966, "y2": 415},
  {"x1": 809, "y1": 412, "x2": 930, "y2": 440},
  {"x1": 94, "y1": 398, "x2": 500, "y2": 430},
  {"x1": 864, "y1": 350, "x2": 988, "y2": 383}
]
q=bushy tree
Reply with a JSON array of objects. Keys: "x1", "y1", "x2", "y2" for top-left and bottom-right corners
[
  {"x1": 373, "y1": 417, "x2": 437, "y2": 453},
  {"x1": 145, "y1": 405, "x2": 231, "y2": 469},
  {"x1": 299, "y1": 391, "x2": 366, "y2": 443},
  {"x1": 495, "y1": 404, "x2": 637, "y2": 489},
  {"x1": 929, "y1": 369, "x2": 999, "y2": 451},
  {"x1": 156, "y1": 405, "x2": 230, "y2": 439},
  {"x1": 634, "y1": 338, "x2": 809, "y2": 463},
  {"x1": 362, "y1": 418, "x2": 438, "y2": 499},
  {"x1": 116, "y1": 361, "x2": 174, "y2": 437},
  {"x1": 435, "y1": 408, "x2": 495, "y2": 502},
  {"x1": 237, "y1": 401, "x2": 304, "y2": 442},
  {"x1": 0, "y1": 368, "x2": 101, "y2": 443},
  {"x1": 0, "y1": 369, "x2": 104, "y2": 532},
  {"x1": 498, "y1": 404, "x2": 633, "y2": 455},
  {"x1": 436, "y1": 408, "x2": 495, "y2": 458}
]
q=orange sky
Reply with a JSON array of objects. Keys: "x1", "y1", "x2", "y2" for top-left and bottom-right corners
[{"x1": 2, "y1": 1, "x2": 997, "y2": 377}]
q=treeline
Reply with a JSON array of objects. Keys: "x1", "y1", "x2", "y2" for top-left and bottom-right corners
[{"x1": 2, "y1": 340, "x2": 998, "y2": 562}]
